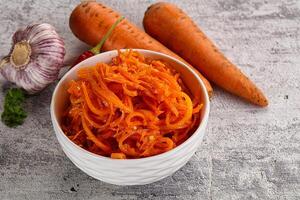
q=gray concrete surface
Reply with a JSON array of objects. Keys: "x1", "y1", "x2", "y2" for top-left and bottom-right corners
[{"x1": 0, "y1": 0, "x2": 299, "y2": 199}]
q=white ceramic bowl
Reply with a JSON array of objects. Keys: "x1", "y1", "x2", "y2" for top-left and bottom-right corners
[{"x1": 51, "y1": 49, "x2": 210, "y2": 185}]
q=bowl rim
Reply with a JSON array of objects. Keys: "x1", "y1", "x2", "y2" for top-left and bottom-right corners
[{"x1": 50, "y1": 49, "x2": 210, "y2": 163}]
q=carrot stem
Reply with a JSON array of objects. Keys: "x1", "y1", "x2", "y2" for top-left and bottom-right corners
[{"x1": 90, "y1": 16, "x2": 125, "y2": 55}]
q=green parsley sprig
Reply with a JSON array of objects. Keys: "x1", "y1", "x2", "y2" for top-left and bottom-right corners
[{"x1": 1, "y1": 88, "x2": 27, "y2": 127}]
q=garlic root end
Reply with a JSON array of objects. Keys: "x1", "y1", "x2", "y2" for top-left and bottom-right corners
[{"x1": 10, "y1": 41, "x2": 31, "y2": 70}]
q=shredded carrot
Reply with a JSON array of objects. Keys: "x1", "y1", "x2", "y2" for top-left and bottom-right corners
[
  {"x1": 111, "y1": 152, "x2": 126, "y2": 159},
  {"x1": 62, "y1": 50, "x2": 203, "y2": 159}
]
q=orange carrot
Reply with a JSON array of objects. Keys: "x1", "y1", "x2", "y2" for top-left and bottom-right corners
[
  {"x1": 69, "y1": 1, "x2": 213, "y2": 97},
  {"x1": 143, "y1": 2, "x2": 268, "y2": 106}
]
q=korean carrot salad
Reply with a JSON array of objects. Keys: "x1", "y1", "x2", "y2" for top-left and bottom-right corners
[{"x1": 62, "y1": 50, "x2": 203, "y2": 159}]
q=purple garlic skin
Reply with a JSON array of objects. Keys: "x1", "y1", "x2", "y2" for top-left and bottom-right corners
[{"x1": 0, "y1": 23, "x2": 66, "y2": 94}]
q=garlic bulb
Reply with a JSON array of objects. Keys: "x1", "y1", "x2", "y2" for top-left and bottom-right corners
[{"x1": 0, "y1": 23, "x2": 65, "y2": 94}]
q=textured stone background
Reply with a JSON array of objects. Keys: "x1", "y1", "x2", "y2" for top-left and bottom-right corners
[{"x1": 0, "y1": 0, "x2": 299, "y2": 199}]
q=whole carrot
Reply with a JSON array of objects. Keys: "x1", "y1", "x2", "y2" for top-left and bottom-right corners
[
  {"x1": 143, "y1": 2, "x2": 268, "y2": 106},
  {"x1": 69, "y1": 1, "x2": 213, "y2": 97}
]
